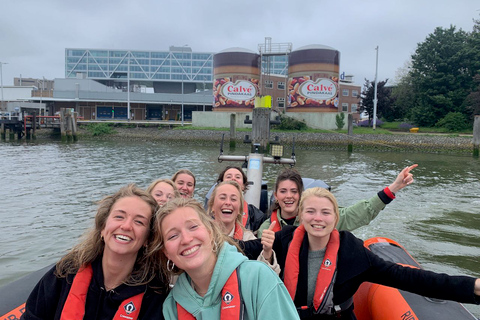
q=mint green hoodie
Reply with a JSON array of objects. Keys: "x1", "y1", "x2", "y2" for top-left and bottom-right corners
[{"x1": 162, "y1": 242, "x2": 299, "y2": 320}]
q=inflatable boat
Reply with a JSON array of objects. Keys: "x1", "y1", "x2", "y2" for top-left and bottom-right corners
[{"x1": 353, "y1": 237, "x2": 477, "y2": 320}]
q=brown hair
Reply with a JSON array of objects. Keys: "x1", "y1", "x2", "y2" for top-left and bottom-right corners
[
  {"x1": 150, "y1": 197, "x2": 239, "y2": 279},
  {"x1": 270, "y1": 168, "x2": 304, "y2": 212},
  {"x1": 299, "y1": 187, "x2": 339, "y2": 227},
  {"x1": 171, "y1": 169, "x2": 196, "y2": 187},
  {"x1": 207, "y1": 180, "x2": 245, "y2": 226},
  {"x1": 216, "y1": 166, "x2": 248, "y2": 191},
  {"x1": 55, "y1": 184, "x2": 159, "y2": 286}
]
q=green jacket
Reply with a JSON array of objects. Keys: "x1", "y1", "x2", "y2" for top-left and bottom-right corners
[
  {"x1": 162, "y1": 242, "x2": 299, "y2": 320},
  {"x1": 257, "y1": 191, "x2": 389, "y2": 238}
]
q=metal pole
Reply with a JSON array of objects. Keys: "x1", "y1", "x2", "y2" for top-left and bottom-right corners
[
  {"x1": 0, "y1": 62, "x2": 7, "y2": 111},
  {"x1": 181, "y1": 46, "x2": 187, "y2": 126},
  {"x1": 127, "y1": 54, "x2": 131, "y2": 121},
  {"x1": 373, "y1": 46, "x2": 379, "y2": 130}
]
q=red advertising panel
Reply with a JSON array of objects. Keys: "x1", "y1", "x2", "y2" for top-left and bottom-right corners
[{"x1": 213, "y1": 77, "x2": 259, "y2": 108}]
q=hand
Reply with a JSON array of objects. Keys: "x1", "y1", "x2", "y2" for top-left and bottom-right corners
[
  {"x1": 261, "y1": 221, "x2": 276, "y2": 262},
  {"x1": 475, "y1": 279, "x2": 480, "y2": 296},
  {"x1": 388, "y1": 164, "x2": 418, "y2": 194}
]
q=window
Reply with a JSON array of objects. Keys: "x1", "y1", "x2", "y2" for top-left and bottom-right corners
[
  {"x1": 342, "y1": 103, "x2": 348, "y2": 112},
  {"x1": 342, "y1": 89, "x2": 349, "y2": 96},
  {"x1": 277, "y1": 81, "x2": 285, "y2": 90},
  {"x1": 265, "y1": 80, "x2": 273, "y2": 89},
  {"x1": 277, "y1": 97, "x2": 285, "y2": 108},
  {"x1": 351, "y1": 104, "x2": 358, "y2": 112},
  {"x1": 352, "y1": 90, "x2": 358, "y2": 97}
]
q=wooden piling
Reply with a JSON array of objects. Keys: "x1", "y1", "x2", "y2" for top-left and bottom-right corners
[
  {"x1": 251, "y1": 108, "x2": 271, "y2": 153},
  {"x1": 1, "y1": 123, "x2": 5, "y2": 140},
  {"x1": 473, "y1": 115, "x2": 480, "y2": 158},
  {"x1": 32, "y1": 112, "x2": 36, "y2": 140},
  {"x1": 72, "y1": 112, "x2": 78, "y2": 141},
  {"x1": 229, "y1": 113, "x2": 236, "y2": 149},
  {"x1": 60, "y1": 109, "x2": 67, "y2": 142},
  {"x1": 347, "y1": 114, "x2": 353, "y2": 153}
]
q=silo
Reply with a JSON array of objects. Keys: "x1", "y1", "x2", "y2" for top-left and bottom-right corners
[
  {"x1": 287, "y1": 44, "x2": 340, "y2": 110},
  {"x1": 213, "y1": 48, "x2": 260, "y2": 110}
]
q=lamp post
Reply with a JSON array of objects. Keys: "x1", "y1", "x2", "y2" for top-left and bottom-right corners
[
  {"x1": 127, "y1": 53, "x2": 131, "y2": 121},
  {"x1": 181, "y1": 45, "x2": 188, "y2": 126},
  {"x1": 0, "y1": 62, "x2": 7, "y2": 111},
  {"x1": 373, "y1": 46, "x2": 379, "y2": 130}
]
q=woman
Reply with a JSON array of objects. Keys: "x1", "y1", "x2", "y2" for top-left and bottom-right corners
[
  {"x1": 257, "y1": 165, "x2": 417, "y2": 237},
  {"x1": 22, "y1": 184, "x2": 167, "y2": 320},
  {"x1": 207, "y1": 180, "x2": 257, "y2": 241},
  {"x1": 260, "y1": 187, "x2": 480, "y2": 319},
  {"x1": 152, "y1": 197, "x2": 300, "y2": 319},
  {"x1": 172, "y1": 169, "x2": 196, "y2": 198},
  {"x1": 215, "y1": 165, "x2": 267, "y2": 232},
  {"x1": 147, "y1": 178, "x2": 179, "y2": 206}
]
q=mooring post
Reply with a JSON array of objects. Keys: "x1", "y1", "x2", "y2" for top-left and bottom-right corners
[
  {"x1": 473, "y1": 115, "x2": 480, "y2": 158},
  {"x1": 251, "y1": 108, "x2": 271, "y2": 153},
  {"x1": 73, "y1": 112, "x2": 78, "y2": 141},
  {"x1": 347, "y1": 114, "x2": 353, "y2": 153},
  {"x1": 230, "y1": 113, "x2": 236, "y2": 149},
  {"x1": 32, "y1": 112, "x2": 36, "y2": 140},
  {"x1": 1, "y1": 123, "x2": 5, "y2": 140},
  {"x1": 60, "y1": 109, "x2": 67, "y2": 142},
  {"x1": 66, "y1": 109, "x2": 73, "y2": 141}
]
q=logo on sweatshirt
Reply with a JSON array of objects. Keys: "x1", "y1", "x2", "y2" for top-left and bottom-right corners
[
  {"x1": 124, "y1": 301, "x2": 136, "y2": 315},
  {"x1": 223, "y1": 291, "x2": 234, "y2": 305}
]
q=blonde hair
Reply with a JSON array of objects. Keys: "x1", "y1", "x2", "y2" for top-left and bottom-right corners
[
  {"x1": 55, "y1": 184, "x2": 159, "y2": 286},
  {"x1": 150, "y1": 197, "x2": 239, "y2": 280},
  {"x1": 299, "y1": 187, "x2": 340, "y2": 227},
  {"x1": 207, "y1": 180, "x2": 245, "y2": 226},
  {"x1": 146, "y1": 178, "x2": 180, "y2": 199}
]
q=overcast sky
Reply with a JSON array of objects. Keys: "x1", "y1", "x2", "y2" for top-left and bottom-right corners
[{"x1": 1, "y1": 0, "x2": 478, "y2": 87}]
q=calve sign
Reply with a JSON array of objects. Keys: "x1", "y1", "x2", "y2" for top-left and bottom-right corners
[
  {"x1": 299, "y1": 79, "x2": 337, "y2": 100},
  {"x1": 221, "y1": 80, "x2": 257, "y2": 101}
]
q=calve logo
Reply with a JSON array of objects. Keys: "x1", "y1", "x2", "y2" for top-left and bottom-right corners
[
  {"x1": 221, "y1": 80, "x2": 257, "y2": 101},
  {"x1": 299, "y1": 78, "x2": 337, "y2": 100}
]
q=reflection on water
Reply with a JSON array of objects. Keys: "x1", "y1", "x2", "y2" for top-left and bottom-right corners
[{"x1": 1, "y1": 139, "x2": 479, "y2": 316}]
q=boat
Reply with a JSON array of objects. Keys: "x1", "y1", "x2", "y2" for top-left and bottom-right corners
[
  {"x1": 1, "y1": 114, "x2": 478, "y2": 319},
  {"x1": 353, "y1": 237, "x2": 477, "y2": 320}
]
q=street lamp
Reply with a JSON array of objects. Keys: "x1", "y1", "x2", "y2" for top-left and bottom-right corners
[
  {"x1": 181, "y1": 44, "x2": 188, "y2": 126},
  {"x1": 0, "y1": 61, "x2": 7, "y2": 111}
]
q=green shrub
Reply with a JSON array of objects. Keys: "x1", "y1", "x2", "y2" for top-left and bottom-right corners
[
  {"x1": 335, "y1": 113, "x2": 345, "y2": 130},
  {"x1": 435, "y1": 112, "x2": 468, "y2": 132},
  {"x1": 273, "y1": 115, "x2": 308, "y2": 131},
  {"x1": 86, "y1": 123, "x2": 115, "y2": 136}
]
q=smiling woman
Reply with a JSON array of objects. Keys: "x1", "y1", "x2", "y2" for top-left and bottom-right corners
[
  {"x1": 151, "y1": 197, "x2": 300, "y2": 320},
  {"x1": 21, "y1": 184, "x2": 168, "y2": 320}
]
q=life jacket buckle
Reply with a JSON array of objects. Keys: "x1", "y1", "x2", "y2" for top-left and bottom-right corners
[{"x1": 334, "y1": 305, "x2": 342, "y2": 318}]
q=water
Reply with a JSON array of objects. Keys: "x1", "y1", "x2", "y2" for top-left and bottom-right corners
[{"x1": 1, "y1": 139, "x2": 479, "y2": 316}]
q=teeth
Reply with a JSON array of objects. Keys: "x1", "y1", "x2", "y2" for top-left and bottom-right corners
[
  {"x1": 222, "y1": 209, "x2": 233, "y2": 214},
  {"x1": 181, "y1": 246, "x2": 199, "y2": 256},
  {"x1": 115, "y1": 235, "x2": 132, "y2": 241},
  {"x1": 312, "y1": 225, "x2": 325, "y2": 230}
]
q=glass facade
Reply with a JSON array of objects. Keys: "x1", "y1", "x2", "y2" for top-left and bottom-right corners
[{"x1": 65, "y1": 48, "x2": 214, "y2": 83}]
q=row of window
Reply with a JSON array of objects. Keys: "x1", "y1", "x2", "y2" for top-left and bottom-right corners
[
  {"x1": 66, "y1": 57, "x2": 213, "y2": 68},
  {"x1": 264, "y1": 80, "x2": 285, "y2": 90},
  {"x1": 66, "y1": 50, "x2": 213, "y2": 61},
  {"x1": 342, "y1": 89, "x2": 358, "y2": 97},
  {"x1": 68, "y1": 73, "x2": 213, "y2": 81}
]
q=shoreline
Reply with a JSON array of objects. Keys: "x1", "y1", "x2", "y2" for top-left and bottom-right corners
[{"x1": 65, "y1": 126, "x2": 476, "y2": 154}]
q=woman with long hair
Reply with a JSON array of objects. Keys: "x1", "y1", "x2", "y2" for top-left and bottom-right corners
[
  {"x1": 152, "y1": 197, "x2": 299, "y2": 319},
  {"x1": 22, "y1": 184, "x2": 168, "y2": 320}
]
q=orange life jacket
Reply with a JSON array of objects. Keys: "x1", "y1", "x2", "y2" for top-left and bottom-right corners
[
  {"x1": 284, "y1": 226, "x2": 340, "y2": 312},
  {"x1": 60, "y1": 264, "x2": 144, "y2": 320},
  {"x1": 242, "y1": 200, "x2": 249, "y2": 228},
  {"x1": 233, "y1": 221, "x2": 244, "y2": 240},
  {"x1": 176, "y1": 269, "x2": 243, "y2": 319},
  {"x1": 269, "y1": 209, "x2": 282, "y2": 232}
]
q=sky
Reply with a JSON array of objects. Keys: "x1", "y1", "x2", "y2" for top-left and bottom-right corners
[{"x1": 0, "y1": 0, "x2": 479, "y2": 87}]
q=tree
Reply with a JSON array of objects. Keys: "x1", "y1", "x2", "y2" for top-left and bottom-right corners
[
  {"x1": 359, "y1": 78, "x2": 394, "y2": 121},
  {"x1": 391, "y1": 60, "x2": 415, "y2": 121},
  {"x1": 409, "y1": 26, "x2": 473, "y2": 126}
]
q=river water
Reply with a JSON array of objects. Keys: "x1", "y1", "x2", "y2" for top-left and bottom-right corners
[{"x1": 1, "y1": 139, "x2": 479, "y2": 316}]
